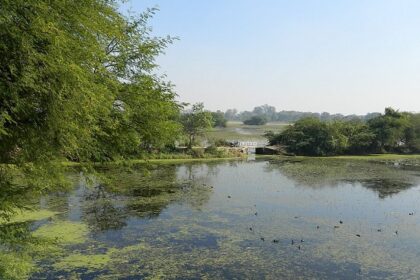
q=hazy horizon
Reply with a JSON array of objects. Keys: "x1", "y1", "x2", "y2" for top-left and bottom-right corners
[{"x1": 122, "y1": 0, "x2": 420, "y2": 115}]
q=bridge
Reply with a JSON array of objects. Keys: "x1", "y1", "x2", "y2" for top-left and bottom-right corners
[{"x1": 227, "y1": 140, "x2": 269, "y2": 148}]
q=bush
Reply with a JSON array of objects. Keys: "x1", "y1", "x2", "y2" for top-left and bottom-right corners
[
  {"x1": 266, "y1": 118, "x2": 377, "y2": 156},
  {"x1": 243, "y1": 116, "x2": 267, "y2": 125},
  {"x1": 189, "y1": 148, "x2": 205, "y2": 158},
  {"x1": 214, "y1": 138, "x2": 230, "y2": 147}
]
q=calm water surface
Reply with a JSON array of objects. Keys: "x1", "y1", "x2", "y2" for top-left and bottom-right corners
[{"x1": 14, "y1": 158, "x2": 420, "y2": 279}]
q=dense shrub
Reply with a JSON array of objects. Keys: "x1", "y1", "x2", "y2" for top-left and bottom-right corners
[
  {"x1": 266, "y1": 108, "x2": 420, "y2": 156},
  {"x1": 243, "y1": 116, "x2": 267, "y2": 125}
]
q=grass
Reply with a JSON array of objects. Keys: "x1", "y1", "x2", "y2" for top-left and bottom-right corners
[
  {"x1": 289, "y1": 154, "x2": 420, "y2": 161},
  {"x1": 125, "y1": 156, "x2": 246, "y2": 165},
  {"x1": 205, "y1": 121, "x2": 288, "y2": 142},
  {"x1": 61, "y1": 156, "x2": 246, "y2": 168}
]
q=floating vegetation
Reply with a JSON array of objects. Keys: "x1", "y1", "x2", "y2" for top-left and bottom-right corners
[
  {"x1": 0, "y1": 252, "x2": 35, "y2": 280},
  {"x1": 0, "y1": 209, "x2": 59, "y2": 225},
  {"x1": 53, "y1": 252, "x2": 113, "y2": 271},
  {"x1": 33, "y1": 221, "x2": 89, "y2": 245},
  {"x1": 2, "y1": 159, "x2": 420, "y2": 279}
]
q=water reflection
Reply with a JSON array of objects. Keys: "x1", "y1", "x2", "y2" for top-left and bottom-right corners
[
  {"x1": 1, "y1": 158, "x2": 420, "y2": 279},
  {"x1": 83, "y1": 187, "x2": 127, "y2": 232},
  {"x1": 266, "y1": 158, "x2": 420, "y2": 198}
]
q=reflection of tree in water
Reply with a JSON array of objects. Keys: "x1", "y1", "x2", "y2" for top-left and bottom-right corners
[
  {"x1": 0, "y1": 162, "x2": 215, "y2": 278},
  {"x1": 81, "y1": 164, "x2": 213, "y2": 232},
  {"x1": 0, "y1": 164, "x2": 70, "y2": 280},
  {"x1": 265, "y1": 158, "x2": 420, "y2": 198},
  {"x1": 0, "y1": 166, "x2": 39, "y2": 221},
  {"x1": 358, "y1": 178, "x2": 416, "y2": 199},
  {"x1": 83, "y1": 184, "x2": 127, "y2": 232}
]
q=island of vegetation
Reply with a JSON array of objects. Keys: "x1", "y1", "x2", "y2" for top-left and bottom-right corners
[{"x1": 265, "y1": 108, "x2": 420, "y2": 156}]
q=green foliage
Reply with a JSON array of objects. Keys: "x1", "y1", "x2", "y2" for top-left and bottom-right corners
[
  {"x1": 213, "y1": 138, "x2": 231, "y2": 147},
  {"x1": 224, "y1": 104, "x2": 380, "y2": 122},
  {"x1": 243, "y1": 115, "x2": 267, "y2": 125},
  {"x1": 406, "y1": 114, "x2": 420, "y2": 152},
  {"x1": 0, "y1": 2, "x2": 183, "y2": 278},
  {"x1": 0, "y1": 0, "x2": 180, "y2": 164},
  {"x1": 367, "y1": 108, "x2": 412, "y2": 152},
  {"x1": 268, "y1": 117, "x2": 334, "y2": 156},
  {"x1": 180, "y1": 103, "x2": 213, "y2": 148},
  {"x1": 211, "y1": 111, "x2": 227, "y2": 128},
  {"x1": 266, "y1": 108, "x2": 420, "y2": 156}
]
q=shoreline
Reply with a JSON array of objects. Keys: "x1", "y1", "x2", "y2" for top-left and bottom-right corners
[{"x1": 11, "y1": 153, "x2": 420, "y2": 169}]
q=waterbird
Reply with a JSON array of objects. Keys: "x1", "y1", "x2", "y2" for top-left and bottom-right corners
[
  {"x1": 301, "y1": 239, "x2": 304, "y2": 243},
  {"x1": 334, "y1": 226, "x2": 340, "y2": 229},
  {"x1": 254, "y1": 212, "x2": 258, "y2": 216},
  {"x1": 409, "y1": 212, "x2": 414, "y2": 216},
  {"x1": 356, "y1": 234, "x2": 361, "y2": 237},
  {"x1": 316, "y1": 226, "x2": 320, "y2": 229},
  {"x1": 291, "y1": 240, "x2": 294, "y2": 245},
  {"x1": 249, "y1": 227, "x2": 253, "y2": 231},
  {"x1": 272, "y1": 239, "x2": 279, "y2": 243},
  {"x1": 227, "y1": 195, "x2": 231, "y2": 198},
  {"x1": 298, "y1": 245, "x2": 301, "y2": 250},
  {"x1": 377, "y1": 229, "x2": 382, "y2": 232},
  {"x1": 395, "y1": 230, "x2": 398, "y2": 235},
  {"x1": 339, "y1": 220, "x2": 343, "y2": 224},
  {"x1": 260, "y1": 237, "x2": 265, "y2": 242}
]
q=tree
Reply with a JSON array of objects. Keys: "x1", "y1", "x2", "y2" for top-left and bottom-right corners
[
  {"x1": 367, "y1": 108, "x2": 411, "y2": 152},
  {"x1": 342, "y1": 121, "x2": 376, "y2": 154},
  {"x1": 224, "y1": 109, "x2": 238, "y2": 120},
  {"x1": 211, "y1": 111, "x2": 227, "y2": 128},
  {"x1": 405, "y1": 113, "x2": 420, "y2": 152},
  {"x1": 252, "y1": 104, "x2": 276, "y2": 121},
  {"x1": 277, "y1": 118, "x2": 334, "y2": 156},
  {"x1": 243, "y1": 116, "x2": 267, "y2": 125},
  {"x1": 180, "y1": 103, "x2": 213, "y2": 148},
  {"x1": 0, "y1": 2, "x2": 182, "y2": 278},
  {"x1": 0, "y1": 1, "x2": 179, "y2": 163},
  {"x1": 266, "y1": 118, "x2": 377, "y2": 156}
]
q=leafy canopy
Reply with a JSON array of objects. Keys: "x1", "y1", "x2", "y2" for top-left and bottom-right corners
[
  {"x1": 0, "y1": 0, "x2": 180, "y2": 163},
  {"x1": 180, "y1": 103, "x2": 213, "y2": 148},
  {"x1": 266, "y1": 108, "x2": 420, "y2": 156}
]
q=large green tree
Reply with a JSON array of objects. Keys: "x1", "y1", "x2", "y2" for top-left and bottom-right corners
[
  {"x1": 0, "y1": 2, "x2": 182, "y2": 278},
  {"x1": 211, "y1": 111, "x2": 227, "y2": 128},
  {"x1": 180, "y1": 103, "x2": 213, "y2": 148},
  {"x1": 0, "y1": 0, "x2": 180, "y2": 163},
  {"x1": 367, "y1": 108, "x2": 411, "y2": 152}
]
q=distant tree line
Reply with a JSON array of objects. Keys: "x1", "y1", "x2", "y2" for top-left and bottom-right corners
[
  {"x1": 265, "y1": 108, "x2": 420, "y2": 156},
  {"x1": 224, "y1": 104, "x2": 381, "y2": 123}
]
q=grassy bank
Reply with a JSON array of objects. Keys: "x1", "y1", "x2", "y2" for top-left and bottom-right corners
[
  {"x1": 62, "y1": 151, "x2": 246, "y2": 167},
  {"x1": 270, "y1": 153, "x2": 420, "y2": 161}
]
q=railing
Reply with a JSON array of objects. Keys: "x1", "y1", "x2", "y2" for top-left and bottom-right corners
[{"x1": 227, "y1": 140, "x2": 269, "y2": 148}]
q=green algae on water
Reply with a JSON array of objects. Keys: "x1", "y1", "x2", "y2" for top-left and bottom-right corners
[
  {"x1": 53, "y1": 252, "x2": 114, "y2": 271},
  {"x1": 33, "y1": 221, "x2": 89, "y2": 245},
  {"x1": 0, "y1": 209, "x2": 59, "y2": 225}
]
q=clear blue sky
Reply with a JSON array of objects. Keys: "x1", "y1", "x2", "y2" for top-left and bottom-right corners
[{"x1": 121, "y1": 0, "x2": 420, "y2": 114}]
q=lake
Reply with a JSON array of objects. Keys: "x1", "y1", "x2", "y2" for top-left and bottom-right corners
[{"x1": 3, "y1": 157, "x2": 420, "y2": 279}]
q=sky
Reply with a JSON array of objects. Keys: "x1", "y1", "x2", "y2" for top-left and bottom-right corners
[{"x1": 121, "y1": 0, "x2": 420, "y2": 115}]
